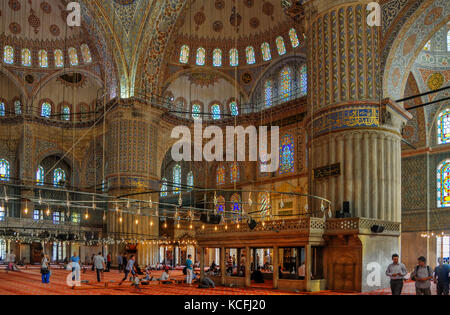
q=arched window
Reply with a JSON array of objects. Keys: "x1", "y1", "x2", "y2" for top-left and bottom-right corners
[
  {"x1": 0, "y1": 159, "x2": 10, "y2": 181},
  {"x1": 216, "y1": 196, "x2": 226, "y2": 215},
  {"x1": 173, "y1": 164, "x2": 181, "y2": 194},
  {"x1": 246, "y1": 46, "x2": 256, "y2": 65},
  {"x1": 299, "y1": 64, "x2": 308, "y2": 96},
  {"x1": 276, "y1": 36, "x2": 286, "y2": 55},
  {"x1": 62, "y1": 106, "x2": 70, "y2": 121},
  {"x1": 279, "y1": 134, "x2": 295, "y2": 174},
  {"x1": 289, "y1": 28, "x2": 300, "y2": 48},
  {"x1": 0, "y1": 102, "x2": 5, "y2": 117},
  {"x1": 160, "y1": 178, "x2": 168, "y2": 197},
  {"x1": 229, "y1": 48, "x2": 239, "y2": 67},
  {"x1": 192, "y1": 104, "x2": 201, "y2": 119},
  {"x1": 80, "y1": 44, "x2": 92, "y2": 64},
  {"x1": 4, "y1": 46, "x2": 14, "y2": 64},
  {"x1": 213, "y1": 48, "x2": 222, "y2": 67},
  {"x1": 53, "y1": 168, "x2": 66, "y2": 187},
  {"x1": 41, "y1": 102, "x2": 52, "y2": 118},
  {"x1": 196, "y1": 47, "x2": 206, "y2": 66},
  {"x1": 14, "y1": 100, "x2": 21, "y2": 115},
  {"x1": 229, "y1": 101, "x2": 239, "y2": 116},
  {"x1": 36, "y1": 165, "x2": 45, "y2": 186},
  {"x1": 68, "y1": 47, "x2": 79, "y2": 66},
  {"x1": 38, "y1": 50, "x2": 48, "y2": 68},
  {"x1": 187, "y1": 171, "x2": 194, "y2": 189},
  {"x1": 437, "y1": 159, "x2": 450, "y2": 208},
  {"x1": 230, "y1": 163, "x2": 239, "y2": 183},
  {"x1": 438, "y1": 108, "x2": 450, "y2": 145},
  {"x1": 264, "y1": 80, "x2": 272, "y2": 107},
  {"x1": 216, "y1": 165, "x2": 226, "y2": 185},
  {"x1": 258, "y1": 192, "x2": 271, "y2": 216},
  {"x1": 261, "y1": 43, "x2": 272, "y2": 61},
  {"x1": 54, "y1": 49, "x2": 64, "y2": 68},
  {"x1": 21, "y1": 49, "x2": 31, "y2": 67},
  {"x1": 180, "y1": 45, "x2": 190, "y2": 64},
  {"x1": 280, "y1": 67, "x2": 292, "y2": 100},
  {"x1": 211, "y1": 104, "x2": 221, "y2": 120},
  {"x1": 423, "y1": 40, "x2": 431, "y2": 51},
  {"x1": 230, "y1": 194, "x2": 242, "y2": 223}
]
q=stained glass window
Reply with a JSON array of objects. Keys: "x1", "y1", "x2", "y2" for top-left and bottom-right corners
[
  {"x1": 62, "y1": 106, "x2": 70, "y2": 121},
  {"x1": 0, "y1": 206, "x2": 5, "y2": 221},
  {"x1": 438, "y1": 108, "x2": 450, "y2": 145},
  {"x1": 216, "y1": 196, "x2": 226, "y2": 215},
  {"x1": 34, "y1": 210, "x2": 44, "y2": 221},
  {"x1": 299, "y1": 64, "x2": 308, "y2": 96},
  {"x1": 68, "y1": 47, "x2": 79, "y2": 66},
  {"x1": 0, "y1": 102, "x2": 5, "y2": 116},
  {"x1": 72, "y1": 212, "x2": 81, "y2": 223},
  {"x1": 192, "y1": 104, "x2": 201, "y2": 119},
  {"x1": 261, "y1": 43, "x2": 272, "y2": 61},
  {"x1": 54, "y1": 49, "x2": 64, "y2": 67},
  {"x1": 229, "y1": 48, "x2": 239, "y2": 67},
  {"x1": 279, "y1": 134, "x2": 295, "y2": 174},
  {"x1": 216, "y1": 165, "x2": 226, "y2": 185},
  {"x1": 280, "y1": 67, "x2": 292, "y2": 100},
  {"x1": 173, "y1": 164, "x2": 181, "y2": 194},
  {"x1": 4, "y1": 46, "x2": 14, "y2": 64},
  {"x1": 213, "y1": 48, "x2": 222, "y2": 67},
  {"x1": 180, "y1": 45, "x2": 190, "y2": 64},
  {"x1": 0, "y1": 159, "x2": 10, "y2": 181},
  {"x1": 36, "y1": 165, "x2": 44, "y2": 186},
  {"x1": 423, "y1": 40, "x2": 431, "y2": 51},
  {"x1": 161, "y1": 178, "x2": 168, "y2": 197},
  {"x1": 14, "y1": 100, "x2": 21, "y2": 115},
  {"x1": 448, "y1": 30, "x2": 450, "y2": 52},
  {"x1": 289, "y1": 28, "x2": 300, "y2": 48},
  {"x1": 246, "y1": 46, "x2": 255, "y2": 65},
  {"x1": 80, "y1": 44, "x2": 92, "y2": 63},
  {"x1": 21, "y1": 49, "x2": 31, "y2": 67},
  {"x1": 437, "y1": 159, "x2": 450, "y2": 208},
  {"x1": 229, "y1": 101, "x2": 238, "y2": 116},
  {"x1": 38, "y1": 50, "x2": 48, "y2": 68},
  {"x1": 276, "y1": 36, "x2": 287, "y2": 55},
  {"x1": 187, "y1": 171, "x2": 194, "y2": 189},
  {"x1": 53, "y1": 168, "x2": 66, "y2": 187},
  {"x1": 230, "y1": 163, "x2": 239, "y2": 183},
  {"x1": 264, "y1": 80, "x2": 272, "y2": 107},
  {"x1": 211, "y1": 104, "x2": 221, "y2": 120},
  {"x1": 41, "y1": 102, "x2": 51, "y2": 118},
  {"x1": 196, "y1": 47, "x2": 206, "y2": 66},
  {"x1": 258, "y1": 192, "x2": 271, "y2": 216},
  {"x1": 230, "y1": 194, "x2": 242, "y2": 222},
  {"x1": 53, "y1": 211, "x2": 62, "y2": 224}
]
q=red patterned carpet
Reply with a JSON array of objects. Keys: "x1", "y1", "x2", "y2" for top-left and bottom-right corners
[{"x1": 0, "y1": 267, "x2": 437, "y2": 295}]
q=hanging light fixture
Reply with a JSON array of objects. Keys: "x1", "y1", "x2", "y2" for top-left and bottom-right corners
[
  {"x1": 24, "y1": 200, "x2": 29, "y2": 215},
  {"x1": 39, "y1": 190, "x2": 42, "y2": 205},
  {"x1": 4, "y1": 186, "x2": 8, "y2": 203}
]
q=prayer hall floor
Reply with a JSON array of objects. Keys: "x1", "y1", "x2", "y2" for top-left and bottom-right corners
[{"x1": 0, "y1": 268, "x2": 437, "y2": 295}]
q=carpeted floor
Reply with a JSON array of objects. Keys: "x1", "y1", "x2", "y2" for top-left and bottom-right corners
[{"x1": 0, "y1": 267, "x2": 438, "y2": 295}]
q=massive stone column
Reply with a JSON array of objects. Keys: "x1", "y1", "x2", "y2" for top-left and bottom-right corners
[
  {"x1": 105, "y1": 100, "x2": 161, "y2": 265},
  {"x1": 305, "y1": 1, "x2": 411, "y2": 292}
]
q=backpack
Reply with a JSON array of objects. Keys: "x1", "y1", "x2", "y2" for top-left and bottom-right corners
[
  {"x1": 183, "y1": 267, "x2": 187, "y2": 275},
  {"x1": 411, "y1": 265, "x2": 431, "y2": 281}
]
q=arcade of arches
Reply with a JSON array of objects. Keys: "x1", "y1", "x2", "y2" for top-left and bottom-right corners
[{"x1": 0, "y1": 0, "x2": 449, "y2": 294}]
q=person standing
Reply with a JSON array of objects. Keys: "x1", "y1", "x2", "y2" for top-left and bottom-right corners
[
  {"x1": 117, "y1": 254, "x2": 123, "y2": 272},
  {"x1": 70, "y1": 252, "x2": 81, "y2": 284},
  {"x1": 411, "y1": 256, "x2": 433, "y2": 295},
  {"x1": 106, "y1": 253, "x2": 111, "y2": 272},
  {"x1": 93, "y1": 252, "x2": 105, "y2": 283},
  {"x1": 186, "y1": 254, "x2": 194, "y2": 285},
  {"x1": 385, "y1": 254, "x2": 407, "y2": 295},
  {"x1": 122, "y1": 253, "x2": 127, "y2": 273},
  {"x1": 91, "y1": 254, "x2": 95, "y2": 271},
  {"x1": 434, "y1": 257, "x2": 450, "y2": 295},
  {"x1": 40, "y1": 254, "x2": 51, "y2": 285},
  {"x1": 119, "y1": 254, "x2": 136, "y2": 285}
]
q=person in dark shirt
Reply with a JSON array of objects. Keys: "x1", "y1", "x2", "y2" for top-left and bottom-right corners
[
  {"x1": 434, "y1": 258, "x2": 450, "y2": 296},
  {"x1": 251, "y1": 267, "x2": 265, "y2": 283}
]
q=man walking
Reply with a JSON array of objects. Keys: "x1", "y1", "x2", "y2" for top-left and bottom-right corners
[
  {"x1": 106, "y1": 253, "x2": 111, "y2": 272},
  {"x1": 411, "y1": 256, "x2": 433, "y2": 295},
  {"x1": 186, "y1": 254, "x2": 194, "y2": 285},
  {"x1": 386, "y1": 254, "x2": 407, "y2": 295},
  {"x1": 434, "y1": 258, "x2": 450, "y2": 295},
  {"x1": 119, "y1": 254, "x2": 136, "y2": 285},
  {"x1": 93, "y1": 252, "x2": 105, "y2": 283}
]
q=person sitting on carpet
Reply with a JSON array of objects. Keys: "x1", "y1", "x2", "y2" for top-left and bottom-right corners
[
  {"x1": 159, "y1": 267, "x2": 170, "y2": 281},
  {"x1": 251, "y1": 267, "x2": 265, "y2": 283},
  {"x1": 198, "y1": 276, "x2": 215, "y2": 289}
]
